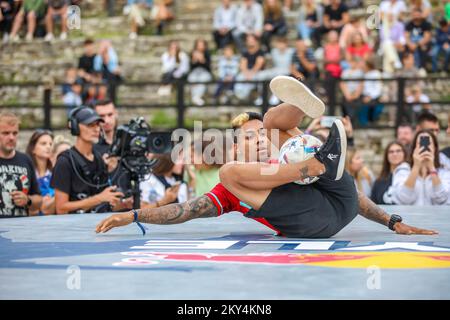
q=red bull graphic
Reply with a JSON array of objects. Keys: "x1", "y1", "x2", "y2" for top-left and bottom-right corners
[{"x1": 113, "y1": 251, "x2": 450, "y2": 269}]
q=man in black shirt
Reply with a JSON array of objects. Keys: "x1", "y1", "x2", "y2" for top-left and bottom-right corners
[
  {"x1": 405, "y1": 8, "x2": 432, "y2": 69},
  {"x1": 92, "y1": 100, "x2": 133, "y2": 209},
  {"x1": 78, "y1": 39, "x2": 96, "y2": 83},
  {"x1": 51, "y1": 107, "x2": 125, "y2": 214},
  {"x1": 0, "y1": 112, "x2": 42, "y2": 217},
  {"x1": 318, "y1": 0, "x2": 349, "y2": 45}
]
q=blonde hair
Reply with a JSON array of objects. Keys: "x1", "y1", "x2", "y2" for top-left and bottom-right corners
[
  {"x1": 52, "y1": 135, "x2": 72, "y2": 153},
  {"x1": 345, "y1": 148, "x2": 372, "y2": 191},
  {"x1": 0, "y1": 112, "x2": 20, "y2": 126}
]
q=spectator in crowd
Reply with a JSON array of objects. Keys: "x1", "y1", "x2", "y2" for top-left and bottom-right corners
[
  {"x1": 92, "y1": 100, "x2": 134, "y2": 209},
  {"x1": 94, "y1": 40, "x2": 122, "y2": 85},
  {"x1": 396, "y1": 123, "x2": 414, "y2": 152},
  {"x1": 63, "y1": 79, "x2": 83, "y2": 111},
  {"x1": 51, "y1": 107, "x2": 126, "y2": 214},
  {"x1": 446, "y1": 0, "x2": 450, "y2": 22},
  {"x1": 339, "y1": 14, "x2": 368, "y2": 50},
  {"x1": 296, "y1": 0, "x2": 323, "y2": 47},
  {"x1": 290, "y1": 38, "x2": 318, "y2": 87},
  {"x1": 158, "y1": 40, "x2": 190, "y2": 96},
  {"x1": 78, "y1": 39, "x2": 97, "y2": 83},
  {"x1": 345, "y1": 31, "x2": 373, "y2": 66},
  {"x1": 9, "y1": 0, "x2": 46, "y2": 42},
  {"x1": 261, "y1": 0, "x2": 287, "y2": 53},
  {"x1": 379, "y1": 12, "x2": 405, "y2": 73},
  {"x1": 151, "y1": 0, "x2": 174, "y2": 36},
  {"x1": 184, "y1": 138, "x2": 224, "y2": 197},
  {"x1": 416, "y1": 111, "x2": 440, "y2": 137},
  {"x1": 339, "y1": 56, "x2": 364, "y2": 119},
  {"x1": 0, "y1": 112, "x2": 42, "y2": 217},
  {"x1": 440, "y1": 113, "x2": 450, "y2": 171},
  {"x1": 213, "y1": 0, "x2": 237, "y2": 50},
  {"x1": 233, "y1": 0, "x2": 264, "y2": 53},
  {"x1": 44, "y1": 0, "x2": 69, "y2": 41},
  {"x1": 0, "y1": 0, "x2": 15, "y2": 43},
  {"x1": 379, "y1": 0, "x2": 406, "y2": 22},
  {"x1": 214, "y1": 44, "x2": 240, "y2": 104},
  {"x1": 410, "y1": 0, "x2": 432, "y2": 22},
  {"x1": 345, "y1": 147, "x2": 375, "y2": 198},
  {"x1": 125, "y1": 0, "x2": 153, "y2": 39},
  {"x1": 26, "y1": 129, "x2": 56, "y2": 215},
  {"x1": 370, "y1": 141, "x2": 407, "y2": 204},
  {"x1": 359, "y1": 59, "x2": 383, "y2": 126},
  {"x1": 51, "y1": 135, "x2": 71, "y2": 167},
  {"x1": 323, "y1": 30, "x2": 342, "y2": 111},
  {"x1": 405, "y1": 8, "x2": 432, "y2": 69},
  {"x1": 256, "y1": 36, "x2": 294, "y2": 104},
  {"x1": 406, "y1": 84, "x2": 431, "y2": 115},
  {"x1": 140, "y1": 153, "x2": 188, "y2": 208},
  {"x1": 62, "y1": 67, "x2": 78, "y2": 95},
  {"x1": 431, "y1": 19, "x2": 450, "y2": 73},
  {"x1": 395, "y1": 51, "x2": 426, "y2": 102},
  {"x1": 318, "y1": 0, "x2": 349, "y2": 45},
  {"x1": 390, "y1": 130, "x2": 450, "y2": 205},
  {"x1": 187, "y1": 38, "x2": 213, "y2": 106},
  {"x1": 234, "y1": 34, "x2": 265, "y2": 103}
]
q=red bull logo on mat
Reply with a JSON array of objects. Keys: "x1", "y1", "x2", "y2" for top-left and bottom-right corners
[{"x1": 113, "y1": 240, "x2": 450, "y2": 269}]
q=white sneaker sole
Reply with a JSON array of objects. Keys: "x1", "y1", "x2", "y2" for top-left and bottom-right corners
[
  {"x1": 334, "y1": 119, "x2": 347, "y2": 181},
  {"x1": 269, "y1": 75, "x2": 325, "y2": 119}
]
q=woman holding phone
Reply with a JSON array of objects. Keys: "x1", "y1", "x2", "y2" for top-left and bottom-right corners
[{"x1": 390, "y1": 129, "x2": 450, "y2": 205}]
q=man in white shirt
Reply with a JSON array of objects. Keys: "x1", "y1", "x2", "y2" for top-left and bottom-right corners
[{"x1": 213, "y1": 0, "x2": 237, "y2": 50}]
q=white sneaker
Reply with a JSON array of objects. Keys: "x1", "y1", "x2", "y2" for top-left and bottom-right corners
[
  {"x1": 129, "y1": 32, "x2": 137, "y2": 40},
  {"x1": 269, "y1": 94, "x2": 280, "y2": 105},
  {"x1": 192, "y1": 96, "x2": 205, "y2": 106},
  {"x1": 254, "y1": 97, "x2": 263, "y2": 106},
  {"x1": 45, "y1": 33, "x2": 54, "y2": 41},
  {"x1": 25, "y1": 33, "x2": 33, "y2": 41},
  {"x1": 10, "y1": 34, "x2": 20, "y2": 42},
  {"x1": 60, "y1": 32, "x2": 67, "y2": 40},
  {"x1": 2, "y1": 33, "x2": 9, "y2": 44}
]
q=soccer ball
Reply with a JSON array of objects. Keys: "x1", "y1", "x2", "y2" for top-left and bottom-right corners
[{"x1": 278, "y1": 134, "x2": 323, "y2": 185}]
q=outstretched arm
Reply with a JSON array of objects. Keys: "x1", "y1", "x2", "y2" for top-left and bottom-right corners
[
  {"x1": 357, "y1": 191, "x2": 438, "y2": 235},
  {"x1": 96, "y1": 195, "x2": 218, "y2": 233}
]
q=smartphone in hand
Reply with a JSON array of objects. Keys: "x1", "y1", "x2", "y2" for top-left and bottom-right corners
[{"x1": 419, "y1": 136, "x2": 431, "y2": 153}]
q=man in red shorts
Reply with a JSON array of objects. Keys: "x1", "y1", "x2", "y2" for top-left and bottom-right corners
[{"x1": 96, "y1": 77, "x2": 436, "y2": 237}]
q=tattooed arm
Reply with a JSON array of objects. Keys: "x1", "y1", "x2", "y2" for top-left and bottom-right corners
[
  {"x1": 357, "y1": 191, "x2": 438, "y2": 235},
  {"x1": 357, "y1": 191, "x2": 390, "y2": 227},
  {"x1": 95, "y1": 195, "x2": 218, "y2": 233}
]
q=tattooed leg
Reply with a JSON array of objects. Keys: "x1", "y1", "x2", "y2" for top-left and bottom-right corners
[{"x1": 219, "y1": 158, "x2": 324, "y2": 191}]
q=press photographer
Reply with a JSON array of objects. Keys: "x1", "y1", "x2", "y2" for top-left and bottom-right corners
[{"x1": 51, "y1": 107, "x2": 127, "y2": 214}]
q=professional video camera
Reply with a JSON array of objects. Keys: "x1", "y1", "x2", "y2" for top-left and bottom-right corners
[{"x1": 109, "y1": 117, "x2": 173, "y2": 208}]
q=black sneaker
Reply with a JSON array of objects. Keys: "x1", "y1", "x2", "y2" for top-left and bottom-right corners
[{"x1": 314, "y1": 119, "x2": 347, "y2": 180}]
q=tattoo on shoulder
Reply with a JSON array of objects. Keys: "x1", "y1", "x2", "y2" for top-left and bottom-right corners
[{"x1": 138, "y1": 195, "x2": 218, "y2": 225}]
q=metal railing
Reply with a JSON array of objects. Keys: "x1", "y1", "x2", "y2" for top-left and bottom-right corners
[{"x1": 1, "y1": 76, "x2": 449, "y2": 130}]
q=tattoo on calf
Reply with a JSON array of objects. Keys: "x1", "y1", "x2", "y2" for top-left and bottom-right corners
[{"x1": 138, "y1": 195, "x2": 218, "y2": 225}]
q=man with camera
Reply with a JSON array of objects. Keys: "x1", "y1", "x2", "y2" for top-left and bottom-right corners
[{"x1": 51, "y1": 107, "x2": 127, "y2": 214}]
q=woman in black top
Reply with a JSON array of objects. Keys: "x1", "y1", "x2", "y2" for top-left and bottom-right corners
[
  {"x1": 261, "y1": 0, "x2": 287, "y2": 52},
  {"x1": 187, "y1": 38, "x2": 213, "y2": 106}
]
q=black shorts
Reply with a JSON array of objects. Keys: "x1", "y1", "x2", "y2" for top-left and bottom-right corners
[{"x1": 245, "y1": 171, "x2": 359, "y2": 238}]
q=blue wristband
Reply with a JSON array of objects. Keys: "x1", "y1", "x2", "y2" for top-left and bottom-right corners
[{"x1": 132, "y1": 209, "x2": 147, "y2": 236}]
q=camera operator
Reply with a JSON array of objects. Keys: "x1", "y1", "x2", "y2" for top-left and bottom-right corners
[
  {"x1": 92, "y1": 100, "x2": 133, "y2": 210},
  {"x1": 51, "y1": 107, "x2": 126, "y2": 214}
]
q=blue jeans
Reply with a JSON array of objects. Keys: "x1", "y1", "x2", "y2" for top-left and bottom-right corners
[{"x1": 431, "y1": 44, "x2": 450, "y2": 72}]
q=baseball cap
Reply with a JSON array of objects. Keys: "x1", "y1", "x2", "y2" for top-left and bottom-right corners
[{"x1": 73, "y1": 107, "x2": 105, "y2": 125}]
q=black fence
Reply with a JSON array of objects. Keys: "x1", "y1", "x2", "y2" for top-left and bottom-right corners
[{"x1": 1, "y1": 76, "x2": 449, "y2": 130}]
